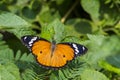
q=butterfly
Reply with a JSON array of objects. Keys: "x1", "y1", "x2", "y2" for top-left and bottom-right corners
[{"x1": 21, "y1": 35, "x2": 88, "y2": 68}]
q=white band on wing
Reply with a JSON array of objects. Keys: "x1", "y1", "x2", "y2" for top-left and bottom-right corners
[
  {"x1": 28, "y1": 37, "x2": 37, "y2": 46},
  {"x1": 72, "y1": 43, "x2": 79, "y2": 54}
]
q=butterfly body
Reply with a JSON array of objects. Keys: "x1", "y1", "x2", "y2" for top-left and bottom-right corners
[{"x1": 21, "y1": 35, "x2": 87, "y2": 68}]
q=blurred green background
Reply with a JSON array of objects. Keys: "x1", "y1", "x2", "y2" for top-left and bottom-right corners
[{"x1": 0, "y1": 0, "x2": 120, "y2": 80}]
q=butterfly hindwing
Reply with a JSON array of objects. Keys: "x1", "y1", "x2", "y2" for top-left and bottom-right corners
[
  {"x1": 31, "y1": 40, "x2": 52, "y2": 67},
  {"x1": 21, "y1": 36, "x2": 52, "y2": 67},
  {"x1": 50, "y1": 44, "x2": 75, "y2": 68}
]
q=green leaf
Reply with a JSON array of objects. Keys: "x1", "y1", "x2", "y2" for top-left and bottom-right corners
[
  {"x1": 9, "y1": 27, "x2": 35, "y2": 38},
  {"x1": 59, "y1": 70, "x2": 67, "y2": 80},
  {"x1": 0, "y1": 41, "x2": 9, "y2": 51},
  {"x1": 84, "y1": 35, "x2": 120, "y2": 69},
  {"x1": 21, "y1": 0, "x2": 41, "y2": 19},
  {"x1": 21, "y1": 69, "x2": 37, "y2": 80},
  {"x1": 0, "y1": 12, "x2": 35, "y2": 38},
  {"x1": 0, "y1": 48, "x2": 14, "y2": 63},
  {"x1": 99, "y1": 1, "x2": 120, "y2": 26},
  {"x1": 115, "y1": 21, "x2": 120, "y2": 28},
  {"x1": 106, "y1": 53, "x2": 120, "y2": 68},
  {"x1": 99, "y1": 60, "x2": 120, "y2": 75},
  {"x1": 40, "y1": 19, "x2": 65, "y2": 43},
  {"x1": 104, "y1": 36, "x2": 120, "y2": 69},
  {"x1": 0, "y1": 12, "x2": 30, "y2": 28},
  {"x1": 81, "y1": 0, "x2": 100, "y2": 22},
  {"x1": 50, "y1": 73, "x2": 59, "y2": 80},
  {"x1": 65, "y1": 19, "x2": 93, "y2": 37},
  {"x1": 0, "y1": 62, "x2": 21, "y2": 80},
  {"x1": 81, "y1": 69, "x2": 109, "y2": 80},
  {"x1": 38, "y1": 5, "x2": 60, "y2": 25},
  {"x1": 20, "y1": 53, "x2": 35, "y2": 62}
]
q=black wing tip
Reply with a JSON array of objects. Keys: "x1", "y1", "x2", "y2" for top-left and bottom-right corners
[
  {"x1": 21, "y1": 35, "x2": 38, "y2": 39},
  {"x1": 83, "y1": 46, "x2": 88, "y2": 53}
]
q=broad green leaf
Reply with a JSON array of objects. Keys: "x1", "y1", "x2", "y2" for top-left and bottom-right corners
[
  {"x1": 0, "y1": 41, "x2": 8, "y2": 51},
  {"x1": 11, "y1": 27, "x2": 35, "y2": 38},
  {"x1": 81, "y1": 69, "x2": 109, "y2": 80},
  {"x1": 0, "y1": 12, "x2": 30, "y2": 28},
  {"x1": 65, "y1": 19, "x2": 93, "y2": 37},
  {"x1": 84, "y1": 35, "x2": 120, "y2": 69},
  {"x1": 0, "y1": 12, "x2": 34, "y2": 38},
  {"x1": 0, "y1": 48, "x2": 14, "y2": 63},
  {"x1": 106, "y1": 53, "x2": 120, "y2": 68},
  {"x1": 81, "y1": 0, "x2": 100, "y2": 22},
  {"x1": 105, "y1": 36, "x2": 120, "y2": 69},
  {"x1": 21, "y1": 0, "x2": 41, "y2": 19},
  {"x1": 38, "y1": 5, "x2": 60, "y2": 25},
  {"x1": 40, "y1": 19, "x2": 65, "y2": 43},
  {"x1": 0, "y1": 62, "x2": 21, "y2": 80}
]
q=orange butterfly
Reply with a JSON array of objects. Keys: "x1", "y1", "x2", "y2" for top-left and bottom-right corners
[{"x1": 21, "y1": 35, "x2": 87, "y2": 68}]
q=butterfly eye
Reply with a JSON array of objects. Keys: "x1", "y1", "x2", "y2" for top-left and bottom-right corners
[{"x1": 40, "y1": 51, "x2": 42, "y2": 54}]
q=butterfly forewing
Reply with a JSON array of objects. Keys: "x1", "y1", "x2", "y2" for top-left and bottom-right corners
[
  {"x1": 31, "y1": 40, "x2": 52, "y2": 67},
  {"x1": 21, "y1": 36, "x2": 39, "y2": 50},
  {"x1": 50, "y1": 44, "x2": 75, "y2": 67},
  {"x1": 67, "y1": 43, "x2": 88, "y2": 56}
]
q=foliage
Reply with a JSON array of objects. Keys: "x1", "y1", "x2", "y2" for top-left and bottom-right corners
[{"x1": 0, "y1": 0, "x2": 120, "y2": 80}]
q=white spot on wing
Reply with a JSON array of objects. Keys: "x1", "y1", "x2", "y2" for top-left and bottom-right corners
[
  {"x1": 28, "y1": 37, "x2": 37, "y2": 46},
  {"x1": 72, "y1": 44, "x2": 79, "y2": 54},
  {"x1": 82, "y1": 46, "x2": 85, "y2": 51},
  {"x1": 24, "y1": 37, "x2": 27, "y2": 40}
]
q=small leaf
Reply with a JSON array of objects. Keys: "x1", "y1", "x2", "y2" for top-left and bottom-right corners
[
  {"x1": 81, "y1": 69, "x2": 109, "y2": 80},
  {"x1": 21, "y1": 69, "x2": 37, "y2": 80},
  {"x1": 115, "y1": 21, "x2": 120, "y2": 28},
  {"x1": 38, "y1": 6, "x2": 60, "y2": 25},
  {"x1": 0, "y1": 48, "x2": 14, "y2": 63},
  {"x1": 81, "y1": 0, "x2": 100, "y2": 22},
  {"x1": 40, "y1": 19, "x2": 65, "y2": 43},
  {"x1": 0, "y1": 62, "x2": 21, "y2": 80},
  {"x1": 59, "y1": 70, "x2": 67, "y2": 80},
  {"x1": 65, "y1": 19, "x2": 92, "y2": 37},
  {"x1": 50, "y1": 73, "x2": 59, "y2": 80}
]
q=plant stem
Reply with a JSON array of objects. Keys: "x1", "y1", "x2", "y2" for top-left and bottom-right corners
[{"x1": 61, "y1": 0, "x2": 79, "y2": 23}]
